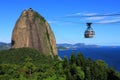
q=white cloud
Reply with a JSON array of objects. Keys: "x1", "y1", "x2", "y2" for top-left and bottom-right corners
[
  {"x1": 74, "y1": 13, "x2": 81, "y2": 15},
  {"x1": 64, "y1": 12, "x2": 82, "y2": 18},
  {"x1": 82, "y1": 13, "x2": 97, "y2": 16},
  {"x1": 85, "y1": 16, "x2": 105, "y2": 20},
  {"x1": 97, "y1": 19, "x2": 120, "y2": 24},
  {"x1": 64, "y1": 12, "x2": 98, "y2": 18},
  {"x1": 54, "y1": 12, "x2": 120, "y2": 24},
  {"x1": 64, "y1": 12, "x2": 106, "y2": 20}
]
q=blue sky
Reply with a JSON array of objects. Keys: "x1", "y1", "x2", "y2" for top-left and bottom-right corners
[{"x1": 0, "y1": 0, "x2": 120, "y2": 45}]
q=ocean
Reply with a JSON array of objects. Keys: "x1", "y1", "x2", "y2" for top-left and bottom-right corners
[{"x1": 58, "y1": 46, "x2": 120, "y2": 72}]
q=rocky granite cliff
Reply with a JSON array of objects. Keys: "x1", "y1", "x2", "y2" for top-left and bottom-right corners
[{"x1": 11, "y1": 8, "x2": 57, "y2": 56}]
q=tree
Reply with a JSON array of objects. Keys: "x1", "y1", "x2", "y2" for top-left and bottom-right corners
[
  {"x1": 65, "y1": 69, "x2": 73, "y2": 80},
  {"x1": 76, "y1": 52, "x2": 85, "y2": 67},
  {"x1": 107, "y1": 67, "x2": 120, "y2": 80},
  {"x1": 84, "y1": 67, "x2": 91, "y2": 80},
  {"x1": 22, "y1": 57, "x2": 37, "y2": 78},
  {"x1": 89, "y1": 60, "x2": 108, "y2": 80},
  {"x1": 76, "y1": 66, "x2": 85, "y2": 80},
  {"x1": 70, "y1": 64, "x2": 84, "y2": 80},
  {"x1": 70, "y1": 52, "x2": 76, "y2": 65},
  {"x1": 0, "y1": 63, "x2": 19, "y2": 79},
  {"x1": 63, "y1": 56, "x2": 69, "y2": 69}
]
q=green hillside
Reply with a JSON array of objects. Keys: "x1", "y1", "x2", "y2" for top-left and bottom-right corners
[
  {"x1": 0, "y1": 48, "x2": 120, "y2": 80},
  {"x1": 0, "y1": 48, "x2": 54, "y2": 65}
]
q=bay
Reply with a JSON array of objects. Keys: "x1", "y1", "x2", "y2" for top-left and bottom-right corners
[{"x1": 58, "y1": 46, "x2": 120, "y2": 72}]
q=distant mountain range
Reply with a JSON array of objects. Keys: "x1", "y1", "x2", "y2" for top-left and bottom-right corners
[
  {"x1": 0, "y1": 42, "x2": 11, "y2": 50},
  {"x1": 1, "y1": 42, "x2": 98, "y2": 50},
  {"x1": 0, "y1": 42, "x2": 118, "y2": 51},
  {"x1": 57, "y1": 43, "x2": 100, "y2": 50}
]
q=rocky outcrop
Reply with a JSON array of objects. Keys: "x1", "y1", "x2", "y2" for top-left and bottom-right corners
[{"x1": 11, "y1": 8, "x2": 57, "y2": 56}]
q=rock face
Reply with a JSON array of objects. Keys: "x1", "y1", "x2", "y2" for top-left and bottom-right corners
[{"x1": 11, "y1": 8, "x2": 57, "y2": 56}]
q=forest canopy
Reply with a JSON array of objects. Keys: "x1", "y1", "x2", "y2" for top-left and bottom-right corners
[{"x1": 0, "y1": 47, "x2": 120, "y2": 80}]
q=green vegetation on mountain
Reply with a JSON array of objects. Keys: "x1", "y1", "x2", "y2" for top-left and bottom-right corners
[{"x1": 0, "y1": 48, "x2": 120, "y2": 80}]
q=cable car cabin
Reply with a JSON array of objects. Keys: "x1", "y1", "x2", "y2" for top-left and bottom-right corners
[
  {"x1": 84, "y1": 29, "x2": 95, "y2": 38},
  {"x1": 84, "y1": 23, "x2": 95, "y2": 38}
]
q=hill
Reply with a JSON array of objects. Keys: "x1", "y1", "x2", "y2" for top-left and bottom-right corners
[
  {"x1": 0, "y1": 48, "x2": 61, "y2": 79},
  {"x1": 0, "y1": 47, "x2": 55, "y2": 65},
  {"x1": 11, "y1": 8, "x2": 57, "y2": 56},
  {"x1": 0, "y1": 48, "x2": 120, "y2": 80}
]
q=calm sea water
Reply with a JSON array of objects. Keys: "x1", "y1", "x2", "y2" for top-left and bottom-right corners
[{"x1": 58, "y1": 47, "x2": 120, "y2": 72}]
